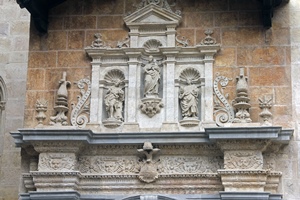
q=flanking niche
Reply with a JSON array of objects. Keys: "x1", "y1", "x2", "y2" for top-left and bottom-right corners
[
  {"x1": 102, "y1": 69, "x2": 126, "y2": 128},
  {"x1": 178, "y1": 68, "x2": 204, "y2": 127}
]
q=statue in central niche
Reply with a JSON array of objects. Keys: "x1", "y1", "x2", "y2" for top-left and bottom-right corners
[{"x1": 144, "y1": 55, "x2": 161, "y2": 97}]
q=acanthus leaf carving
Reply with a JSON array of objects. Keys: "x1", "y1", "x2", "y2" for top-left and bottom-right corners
[{"x1": 71, "y1": 78, "x2": 91, "y2": 128}]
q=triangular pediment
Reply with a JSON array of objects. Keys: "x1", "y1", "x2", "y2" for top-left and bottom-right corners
[{"x1": 124, "y1": 3, "x2": 181, "y2": 26}]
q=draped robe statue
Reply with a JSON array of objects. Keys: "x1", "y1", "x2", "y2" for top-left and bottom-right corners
[
  {"x1": 144, "y1": 56, "x2": 161, "y2": 97},
  {"x1": 179, "y1": 80, "x2": 199, "y2": 118}
]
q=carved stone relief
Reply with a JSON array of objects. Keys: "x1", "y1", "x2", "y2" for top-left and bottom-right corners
[
  {"x1": 259, "y1": 95, "x2": 273, "y2": 126},
  {"x1": 71, "y1": 78, "x2": 91, "y2": 128},
  {"x1": 78, "y1": 156, "x2": 222, "y2": 175},
  {"x1": 233, "y1": 68, "x2": 252, "y2": 123},
  {"x1": 224, "y1": 151, "x2": 263, "y2": 170},
  {"x1": 35, "y1": 99, "x2": 47, "y2": 127},
  {"x1": 199, "y1": 30, "x2": 217, "y2": 45},
  {"x1": 50, "y1": 72, "x2": 71, "y2": 126},
  {"x1": 38, "y1": 153, "x2": 76, "y2": 171},
  {"x1": 213, "y1": 73, "x2": 234, "y2": 126}
]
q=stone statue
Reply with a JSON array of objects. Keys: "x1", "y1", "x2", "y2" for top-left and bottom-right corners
[
  {"x1": 179, "y1": 79, "x2": 199, "y2": 119},
  {"x1": 144, "y1": 56, "x2": 161, "y2": 97},
  {"x1": 104, "y1": 80, "x2": 124, "y2": 121}
]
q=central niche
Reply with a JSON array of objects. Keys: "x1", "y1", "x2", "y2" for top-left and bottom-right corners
[{"x1": 85, "y1": 2, "x2": 220, "y2": 132}]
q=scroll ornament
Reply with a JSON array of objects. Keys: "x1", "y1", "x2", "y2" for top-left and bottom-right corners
[
  {"x1": 213, "y1": 73, "x2": 234, "y2": 126},
  {"x1": 71, "y1": 78, "x2": 91, "y2": 128}
]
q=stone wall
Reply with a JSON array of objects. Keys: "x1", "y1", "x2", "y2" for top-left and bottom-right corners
[
  {"x1": 0, "y1": 0, "x2": 30, "y2": 199},
  {"x1": 288, "y1": 0, "x2": 300, "y2": 199}
]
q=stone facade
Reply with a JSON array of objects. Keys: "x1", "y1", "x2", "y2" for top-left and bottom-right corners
[
  {"x1": 1, "y1": 0, "x2": 300, "y2": 200},
  {"x1": 0, "y1": 0, "x2": 30, "y2": 199}
]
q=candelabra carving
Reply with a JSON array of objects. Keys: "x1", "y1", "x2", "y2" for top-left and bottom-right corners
[
  {"x1": 50, "y1": 72, "x2": 71, "y2": 126},
  {"x1": 233, "y1": 68, "x2": 252, "y2": 123},
  {"x1": 35, "y1": 99, "x2": 48, "y2": 127}
]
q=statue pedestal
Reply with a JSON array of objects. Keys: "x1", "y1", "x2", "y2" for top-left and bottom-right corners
[
  {"x1": 139, "y1": 97, "x2": 163, "y2": 118},
  {"x1": 179, "y1": 117, "x2": 200, "y2": 127},
  {"x1": 103, "y1": 118, "x2": 122, "y2": 128}
]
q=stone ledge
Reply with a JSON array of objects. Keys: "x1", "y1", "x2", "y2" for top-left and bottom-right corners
[{"x1": 11, "y1": 126, "x2": 293, "y2": 147}]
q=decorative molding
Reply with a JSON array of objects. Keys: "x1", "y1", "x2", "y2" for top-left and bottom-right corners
[
  {"x1": 213, "y1": 73, "x2": 234, "y2": 126},
  {"x1": 50, "y1": 72, "x2": 71, "y2": 126},
  {"x1": 135, "y1": 0, "x2": 179, "y2": 15},
  {"x1": 71, "y1": 78, "x2": 91, "y2": 128}
]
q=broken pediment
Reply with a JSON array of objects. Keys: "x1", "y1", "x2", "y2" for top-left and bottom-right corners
[{"x1": 124, "y1": 3, "x2": 181, "y2": 27}]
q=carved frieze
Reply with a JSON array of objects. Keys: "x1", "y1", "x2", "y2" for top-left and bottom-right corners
[
  {"x1": 78, "y1": 155, "x2": 222, "y2": 175},
  {"x1": 78, "y1": 156, "x2": 139, "y2": 174},
  {"x1": 159, "y1": 156, "x2": 222, "y2": 174}
]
